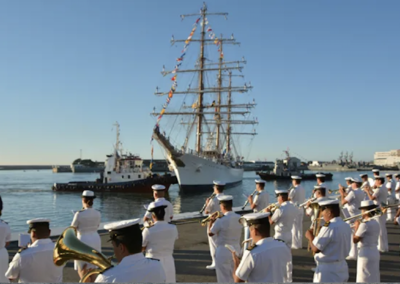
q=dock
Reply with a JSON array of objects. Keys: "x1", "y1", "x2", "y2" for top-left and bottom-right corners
[{"x1": 5, "y1": 214, "x2": 400, "y2": 282}]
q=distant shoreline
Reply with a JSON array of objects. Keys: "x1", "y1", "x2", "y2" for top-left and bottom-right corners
[{"x1": 0, "y1": 165, "x2": 59, "y2": 170}]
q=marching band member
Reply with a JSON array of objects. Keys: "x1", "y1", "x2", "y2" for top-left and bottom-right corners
[
  {"x1": 0, "y1": 215, "x2": 11, "y2": 283},
  {"x1": 339, "y1": 178, "x2": 365, "y2": 260},
  {"x1": 305, "y1": 199, "x2": 352, "y2": 283},
  {"x1": 353, "y1": 200, "x2": 381, "y2": 283},
  {"x1": 360, "y1": 173, "x2": 370, "y2": 189},
  {"x1": 385, "y1": 173, "x2": 396, "y2": 221},
  {"x1": 344, "y1": 177, "x2": 353, "y2": 192},
  {"x1": 266, "y1": 189, "x2": 299, "y2": 248},
  {"x1": 142, "y1": 201, "x2": 178, "y2": 283},
  {"x1": 305, "y1": 185, "x2": 327, "y2": 227},
  {"x1": 289, "y1": 176, "x2": 305, "y2": 249},
  {"x1": 363, "y1": 175, "x2": 389, "y2": 252},
  {"x1": 248, "y1": 179, "x2": 269, "y2": 212},
  {"x1": 316, "y1": 174, "x2": 330, "y2": 195},
  {"x1": 81, "y1": 219, "x2": 166, "y2": 283},
  {"x1": 204, "y1": 180, "x2": 225, "y2": 269},
  {"x1": 6, "y1": 219, "x2": 64, "y2": 282},
  {"x1": 144, "y1": 184, "x2": 173, "y2": 223},
  {"x1": 209, "y1": 195, "x2": 242, "y2": 283},
  {"x1": 395, "y1": 173, "x2": 400, "y2": 201},
  {"x1": 71, "y1": 190, "x2": 101, "y2": 275},
  {"x1": 232, "y1": 213, "x2": 292, "y2": 282}
]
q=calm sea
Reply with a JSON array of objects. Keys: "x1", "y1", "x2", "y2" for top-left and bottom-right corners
[{"x1": 0, "y1": 169, "x2": 371, "y2": 232}]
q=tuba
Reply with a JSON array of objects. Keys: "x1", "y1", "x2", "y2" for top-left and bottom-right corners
[
  {"x1": 54, "y1": 226, "x2": 112, "y2": 282},
  {"x1": 261, "y1": 203, "x2": 280, "y2": 213},
  {"x1": 201, "y1": 211, "x2": 222, "y2": 226}
]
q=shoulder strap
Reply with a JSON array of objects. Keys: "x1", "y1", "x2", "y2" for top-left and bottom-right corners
[
  {"x1": 324, "y1": 221, "x2": 330, "y2": 227},
  {"x1": 17, "y1": 247, "x2": 28, "y2": 254},
  {"x1": 246, "y1": 244, "x2": 257, "y2": 251},
  {"x1": 274, "y1": 238, "x2": 285, "y2": 243},
  {"x1": 147, "y1": 257, "x2": 160, "y2": 261}
]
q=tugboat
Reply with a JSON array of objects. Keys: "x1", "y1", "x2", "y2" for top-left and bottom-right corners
[
  {"x1": 256, "y1": 150, "x2": 333, "y2": 181},
  {"x1": 52, "y1": 122, "x2": 177, "y2": 193}
]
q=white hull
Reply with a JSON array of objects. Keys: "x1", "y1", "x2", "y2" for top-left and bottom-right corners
[{"x1": 167, "y1": 153, "x2": 243, "y2": 189}]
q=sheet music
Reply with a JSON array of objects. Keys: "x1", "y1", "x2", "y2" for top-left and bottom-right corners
[{"x1": 19, "y1": 233, "x2": 31, "y2": 248}]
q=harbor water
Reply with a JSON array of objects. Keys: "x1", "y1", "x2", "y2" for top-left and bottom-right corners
[{"x1": 0, "y1": 169, "x2": 393, "y2": 232}]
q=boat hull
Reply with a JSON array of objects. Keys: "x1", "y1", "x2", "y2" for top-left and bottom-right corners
[
  {"x1": 52, "y1": 174, "x2": 177, "y2": 193},
  {"x1": 257, "y1": 172, "x2": 333, "y2": 181},
  {"x1": 168, "y1": 153, "x2": 244, "y2": 191}
]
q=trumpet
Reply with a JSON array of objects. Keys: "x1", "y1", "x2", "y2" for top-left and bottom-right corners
[
  {"x1": 242, "y1": 189, "x2": 257, "y2": 210},
  {"x1": 54, "y1": 226, "x2": 112, "y2": 282},
  {"x1": 201, "y1": 211, "x2": 222, "y2": 226},
  {"x1": 261, "y1": 203, "x2": 280, "y2": 213},
  {"x1": 199, "y1": 193, "x2": 216, "y2": 214},
  {"x1": 328, "y1": 189, "x2": 341, "y2": 194}
]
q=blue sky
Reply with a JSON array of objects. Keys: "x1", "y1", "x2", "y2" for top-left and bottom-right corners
[{"x1": 1, "y1": 0, "x2": 399, "y2": 165}]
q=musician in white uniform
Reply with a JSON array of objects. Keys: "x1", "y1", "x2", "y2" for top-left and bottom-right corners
[
  {"x1": 144, "y1": 184, "x2": 173, "y2": 223},
  {"x1": 209, "y1": 195, "x2": 242, "y2": 283},
  {"x1": 305, "y1": 185, "x2": 327, "y2": 228},
  {"x1": 395, "y1": 173, "x2": 400, "y2": 201},
  {"x1": 142, "y1": 201, "x2": 178, "y2": 283},
  {"x1": 316, "y1": 174, "x2": 330, "y2": 195},
  {"x1": 363, "y1": 175, "x2": 389, "y2": 252},
  {"x1": 360, "y1": 173, "x2": 371, "y2": 189},
  {"x1": 232, "y1": 213, "x2": 292, "y2": 283},
  {"x1": 71, "y1": 190, "x2": 101, "y2": 274},
  {"x1": 267, "y1": 189, "x2": 299, "y2": 248},
  {"x1": 385, "y1": 173, "x2": 396, "y2": 221},
  {"x1": 6, "y1": 219, "x2": 64, "y2": 283},
  {"x1": 0, "y1": 217, "x2": 11, "y2": 283},
  {"x1": 353, "y1": 200, "x2": 380, "y2": 283},
  {"x1": 248, "y1": 179, "x2": 269, "y2": 212},
  {"x1": 305, "y1": 199, "x2": 352, "y2": 283},
  {"x1": 204, "y1": 181, "x2": 225, "y2": 269},
  {"x1": 80, "y1": 219, "x2": 166, "y2": 283},
  {"x1": 289, "y1": 176, "x2": 305, "y2": 249}
]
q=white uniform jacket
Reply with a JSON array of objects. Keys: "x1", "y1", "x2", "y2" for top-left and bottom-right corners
[
  {"x1": 145, "y1": 198, "x2": 174, "y2": 222},
  {"x1": 253, "y1": 191, "x2": 269, "y2": 212},
  {"x1": 142, "y1": 221, "x2": 178, "y2": 283},
  {"x1": 312, "y1": 217, "x2": 352, "y2": 283},
  {"x1": 355, "y1": 218, "x2": 380, "y2": 283},
  {"x1": 71, "y1": 208, "x2": 102, "y2": 270},
  {"x1": 236, "y1": 237, "x2": 292, "y2": 283},
  {"x1": 5, "y1": 238, "x2": 64, "y2": 283},
  {"x1": 372, "y1": 185, "x2": 389, "y2": 252},
  {"x1": 95, "y1": 253, "x2": 166, "y2": 283},
  {"x1": 271, "y1": 201, "x2": 299, "y2": 248},
  {"x1": 0, "y1": 220, "x2": 11, "y2": 283}
]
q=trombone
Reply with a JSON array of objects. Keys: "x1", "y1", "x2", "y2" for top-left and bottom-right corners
[
  {"x1": 299, "y1": 197, "x2": 316, "y2": 208},
  {"x1": 199, "y1": 193, "x2": 216, "y2": 214},
  {"x1": 241, "y1": 189, "x2": 257, "y2": 210},
  {"x1": 54, "y1": 226, "x2": 112, "y2": 282},
  {"x1": 343, "y1": 202, "x2": 400, "y2": 223},
  {"x1": 201, "y1": 211, "x2": 222, "y2": 226}
]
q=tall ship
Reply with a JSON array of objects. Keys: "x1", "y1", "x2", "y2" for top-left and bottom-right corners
[{"x1": 151, "y1": 3, "x2": 257, "y2": 190}]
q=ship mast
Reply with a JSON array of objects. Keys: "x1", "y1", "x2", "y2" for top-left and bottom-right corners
[
  {"x1": 226, "y1": 71, "x2": 232, "y2": 155},
  {"x1": 196, "y1": 6, "x2": 206, "y2": 154},
  {"x1": 216, "y1": 38, "x2": 223, "y2": 152}
]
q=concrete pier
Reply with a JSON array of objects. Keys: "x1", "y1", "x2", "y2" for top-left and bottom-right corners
[{"x1": 5, "y1": 218, "x2": 400, "y2": 282}]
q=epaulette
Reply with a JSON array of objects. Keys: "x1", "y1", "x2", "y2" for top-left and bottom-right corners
[
  {"x1": 274, "y1": 238, "x2": 285, "y2": 243},
  {"x1": 247, "y1": 244, "x2": 257, "y2": 251},
  {"x1": 147, "y1": 257, "x2": 160, "y2": 261},
  {"x1": 324, "y1": 222, "x2": 330, "y2": 227},
  {"x1": 99, "y1": 265, "x2": 114, "y2": 274},
  {"x1": 17, "y1": 247, "x2": 28, "y2": 254}
]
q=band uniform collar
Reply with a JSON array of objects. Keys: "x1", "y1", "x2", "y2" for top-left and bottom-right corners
[
  {"x1": 224, "y1": 211, "x2": 234, "y2": 216},
  {"x1": 30, "y1": 238, "x2": 53, "y2": 247},
  {"x1": 155, "y1": 197, "x2": 165, "y2": 202},
  {"x1": 120, "y1": 252, "x2": 146, "y2": 265},
  {"x1": 256, "y1": 237, "x2": 274, "y2": 246}
]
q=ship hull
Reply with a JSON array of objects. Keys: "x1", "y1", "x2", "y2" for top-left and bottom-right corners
[
  {"x1": 52, "y1": 174, "x2": 177, "y2": 193},
  {"x1": 257, "y1": 172, "x2": 333, "y2": 181},
  {"x1": 168, "y1": 153, "x2": 244, "y2": 191}
]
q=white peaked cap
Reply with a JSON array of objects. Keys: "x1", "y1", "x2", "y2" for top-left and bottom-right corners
[
  {"x1": 395, "y1": 173, "x2": 400, "y2": 178},
  {"x1": 344, "y1": 177, "x2": 352, "y2": 181},
  {"x1": 242, "y1": 212, "x2": 270, "y2": 221},
  {"x1": 82, "y1": 190, "x2": 95, "y2": 197},
  {"x1": 147, "y1": 200, "x2": 167, "y2": 211},
  {"x1": 104, "y1": 219, "x2": 140, "y2": 230},
  {"x1": 275, "y1": 189, "x2": 289, "y2": 194},
  {"x1": 217, "y1": 195, "x2": 233, "y2": 201},
  {"x1": 314, "y1": 185, "x2": 326, "y2": 189},
  {"x1": 152, "y1": 184, "x2": 166, "y2": 191},
  {"x1": 27, "y1": 218, "x2": 50, "y2": 225},
  {"x1": 385, "y1": 173, "x2": 392, "y2": 176},
  {"x1": 316, "y1": 174, "x2": 325, "y2": 178},
  {"x1": 359, "y1": 173, "x2": 368, "y2": 177},
  {"x1": 213, "y1": 181, "x2": 226, "y2": 186},
  {"x1": 372, "y1": 169, "x2": 380, "y2": 173},
  {"x1": 318, "y1": 199, "x2": 339, "y2": 206},
  {"x1": 359, "y1": 200, "x2": 376, "y2": 209},
  {"x1": 374, "y1": 176, "x2": 384, "y2": 179},
  {"x1": 254, "y1": 179, "x2": 266, "y2": 184},
  {"x1": 351, "y1": 178, "x2": 360, "y2": 183},
  {"x1": 291, "y1": 176, "x2": 302, "y2": 180}
]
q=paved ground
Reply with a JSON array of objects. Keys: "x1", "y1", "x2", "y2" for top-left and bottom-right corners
[{"x1": 6, "y1": 218, "x2": 400, "y2": 282}]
